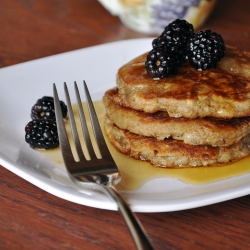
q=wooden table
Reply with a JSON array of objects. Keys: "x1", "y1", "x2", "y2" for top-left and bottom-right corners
[{"x1": 1, "y1": 1, "x2": 250, "y2": 249}]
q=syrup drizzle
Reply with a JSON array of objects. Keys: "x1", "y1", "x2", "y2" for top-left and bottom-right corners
[{"x1": 39, "y1": 101, "x2": 250, "y2": 191}]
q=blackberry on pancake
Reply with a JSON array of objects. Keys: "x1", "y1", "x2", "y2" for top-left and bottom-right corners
[
  {"x1": 152, "y1": 19, "x2": 194, "y2": 65},
  {"x1": 145, "y1": 46, "x2": 177, "y2": 79},
  {"x1": 187, "y1": 29, "x2": 226, "y2": 70}
]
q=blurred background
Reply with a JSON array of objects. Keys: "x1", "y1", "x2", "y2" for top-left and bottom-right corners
[{"x1": 0, "y1": 0, "x2": 249, "y2": 68}]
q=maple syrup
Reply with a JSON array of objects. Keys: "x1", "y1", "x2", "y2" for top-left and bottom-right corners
[{"x1": 39, "y1": 101, "x2": 250, "y2": 191}]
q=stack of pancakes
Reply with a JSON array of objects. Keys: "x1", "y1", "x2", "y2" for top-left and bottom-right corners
[{"x1": 103, "y1": 46, "x2": 250, "y2": 168}]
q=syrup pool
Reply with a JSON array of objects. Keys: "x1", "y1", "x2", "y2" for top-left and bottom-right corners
[{"x1": 39, "y1": 101, "x2": 250, "y2": 191}]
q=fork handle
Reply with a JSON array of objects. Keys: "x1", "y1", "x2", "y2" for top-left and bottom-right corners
[{"x1": 101, "y1": 185, "x2": 155, "y2": 250}]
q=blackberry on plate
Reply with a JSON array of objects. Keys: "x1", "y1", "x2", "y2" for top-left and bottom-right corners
[
  {"x1": 31, "y1": 96, "x2": 67, "y2": 120},
  {"x1": 145, "y1": 46, "x2": 177, "y2": 79},
  {"x1": 25, "y1": 119, "x2": 59, "y2": 149},
  {"x1": 187, "y1": 29, "x2": 226, "y2": 70},
  {"x1": 152, "y1": 19, "x2": 194, "y2": 64}
]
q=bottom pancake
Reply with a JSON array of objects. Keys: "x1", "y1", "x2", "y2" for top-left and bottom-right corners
[{"x1": 104, "y1": 116, "x2": 250, "y2": 168}]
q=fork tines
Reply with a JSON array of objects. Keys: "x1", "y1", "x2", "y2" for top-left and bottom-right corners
[{"x1": 53, "y1": 81, "x2": 117, "y2": 176}]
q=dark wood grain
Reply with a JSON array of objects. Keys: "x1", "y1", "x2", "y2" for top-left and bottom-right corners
[{"x1": 1, "y1": 0, "x2": 250, "y2": 249}]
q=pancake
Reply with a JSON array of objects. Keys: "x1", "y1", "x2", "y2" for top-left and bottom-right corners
[
  {"x1": 103, "y1": 87, "x2": 250, "y2": 147},
  {"x1": 116, "y1": 46, "x2": 250, "y2": 118},
  {"x1": 104, "y1": 116, "x2": 250, "y2": 168}
]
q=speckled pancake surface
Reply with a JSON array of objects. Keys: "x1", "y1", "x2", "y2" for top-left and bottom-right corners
[
  {"x1": 116, "y1": 46, "x2": 250, "y2": 118},
  {"x1": 104, "y1": 116, "x2": 250, "y2": 168},
  {"x1": 103, "y1": 87, "x2": 250, "y2": 147}
]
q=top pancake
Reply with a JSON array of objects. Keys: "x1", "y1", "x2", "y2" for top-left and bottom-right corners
[{"x1": 116, "y1": 46, "x2": 250, "y2": 118}]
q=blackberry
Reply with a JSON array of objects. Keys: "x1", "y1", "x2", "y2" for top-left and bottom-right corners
[
  {"x1": 187, "y1": 29, "x2": 226, "y2": 70},
  {"x1": 145, "y1": 47, "x2": 177, "y2": 79},
  {"x1": 152, "y1": 19, "x2": 194, "y2": 64},
  {"x1": 25, "y1": 119, "x2": 59, "y2": 149},
  {"x1": 31, "y1": 96, "x2": 67, "y2": 120}
]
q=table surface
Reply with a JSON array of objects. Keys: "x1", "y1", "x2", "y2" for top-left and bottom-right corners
[{"x1": 1, "y1": 1, "x2": 250, "y2": 249}]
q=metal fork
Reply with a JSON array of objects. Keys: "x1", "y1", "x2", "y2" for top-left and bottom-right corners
[{"x1": 53, "y1": 81, "x2": 154, "y2": 250}]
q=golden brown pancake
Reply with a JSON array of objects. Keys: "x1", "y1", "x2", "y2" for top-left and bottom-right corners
[
  {"x1": 103, "y1": 87, "x2": 250, "y2": 147},
  {"x1": 104, "y1": 116, "x2": 250, "y2": 168},
  {"x1": 116, "y1": 46, "x2": 250, "y2": 118},
  {"x1": 103, "y1": 45, "x2": 250, "y2": 168}
]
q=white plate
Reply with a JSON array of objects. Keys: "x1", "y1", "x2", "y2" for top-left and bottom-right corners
[{"x1": 0, "y1": 38, "x2": 250, "y2": 213}]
